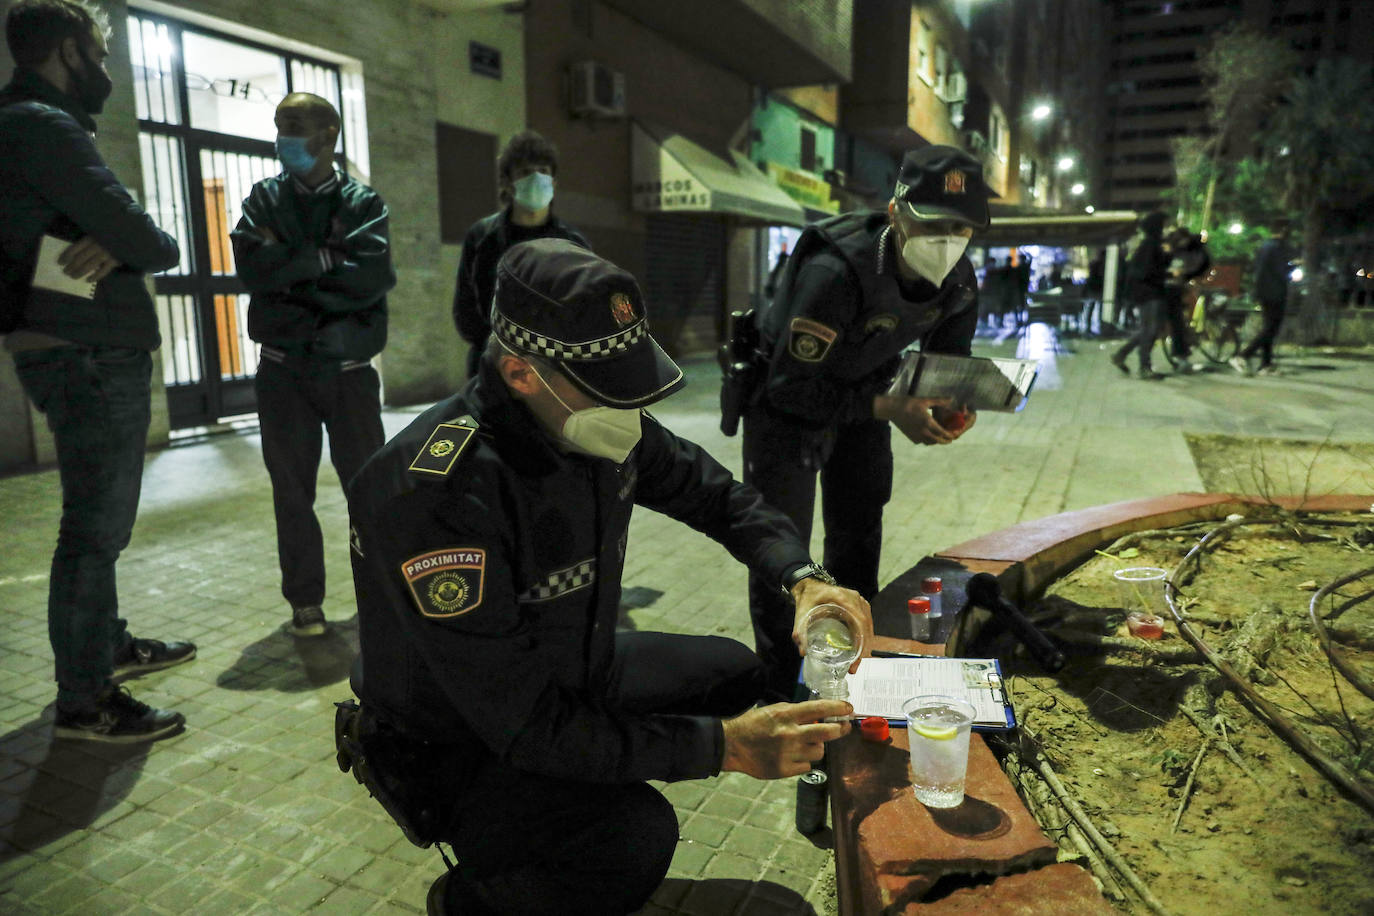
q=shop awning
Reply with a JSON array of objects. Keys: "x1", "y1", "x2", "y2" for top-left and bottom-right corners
[
  {"x1": 975, "y1": 208, "x2": 1140, "y2": 248},
  {"x1": 631, "y1": 121, "x2": 806, "y2": 227}
]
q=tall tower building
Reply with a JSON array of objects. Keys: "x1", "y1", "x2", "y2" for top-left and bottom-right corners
[{"x1": 1103, "y1": 0, "x2": 1374, "y2": 215}]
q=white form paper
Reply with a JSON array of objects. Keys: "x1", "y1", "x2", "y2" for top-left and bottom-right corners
[
  {"x1": 32, "y1": 235, "x2": 97, "y2": 300},
  {"x1": 847, "y1": 656, "x2": 1014, "y2": 729}
]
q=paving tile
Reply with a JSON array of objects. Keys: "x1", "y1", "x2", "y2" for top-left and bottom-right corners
[{"x1": 679, "y1": 813, "x2": 733, "y2": 848}]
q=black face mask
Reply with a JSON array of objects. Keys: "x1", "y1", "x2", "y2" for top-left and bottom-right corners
[{"x1": 65, "y1": 44, "x2": 113, "y2": 115}]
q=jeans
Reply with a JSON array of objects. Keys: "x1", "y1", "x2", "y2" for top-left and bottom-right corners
[
  {"x1": 742, "y1": 411, "x2": 892, "y2": 700},
  {"x1": 1114, "y1": 297, "x2": 1165, "y2": 369},
  {"x1": 1240, "y1": 297, "x2": 1286, "y2": 366},
  {"x1": 13, "y1": 345, "x2": 151, "y2": 710},
  {"x1": 255, "y1": 357, "x2": 384, "y2": 609}
]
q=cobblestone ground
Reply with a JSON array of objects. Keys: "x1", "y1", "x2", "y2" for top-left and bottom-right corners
[{"x1": 2, "y1": 337, "x2": 1372, "y2": 914}]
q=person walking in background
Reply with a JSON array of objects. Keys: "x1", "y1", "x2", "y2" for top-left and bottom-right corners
[
  {"x1": 1, "y1": 0, "x2": 194, "y2": 741},
  {"x1": 1162, "y1": 226, "x2": 1210, "y2": 373},
  {"x1": 231, "y1": 92, "x2": 394, "y2": 638},
  {"x1": 1112, "y1": 211, "x2": 1170, "y2": 380},
  {"x1": 451, "y1": 130, "x2": 589, "y2": 379},
  {"x1": 1232, "y1": 224, "x2": 1293, "y2": 376}
]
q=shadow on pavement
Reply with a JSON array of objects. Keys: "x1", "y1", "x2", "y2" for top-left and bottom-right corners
[
  {"x1": 216, "y1": 614, "x2": 359, "y2": 692},
  {"x1": 645, "y1": 877, "x2": 818, "y2": 915},
  {"x1": 0, "y1": 715, "x2": 150, "y2": 862}
]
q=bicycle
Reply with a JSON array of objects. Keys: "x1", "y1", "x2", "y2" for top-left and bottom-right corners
[{"x1": 1152, "y1": 285, "x2": 1253, "y2": 368}]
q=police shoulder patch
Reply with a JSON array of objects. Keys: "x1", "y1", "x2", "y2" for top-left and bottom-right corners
[
  {"x1": 787, "y1": 317, "x2": 838, "y2": 363},
  {"x1": 409, "y1": 422, "x2": 477, "y2": 476},
  {"x1": 400, "y1": 548, "x2": 486, "y2": 618}
]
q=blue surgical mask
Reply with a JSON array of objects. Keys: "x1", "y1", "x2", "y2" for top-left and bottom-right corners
[
  {"x1": 275, "y1": 135, "x2": 317, "y2": 177},
  {"x1": 513, "y1": 172, "x2": 555, "y2": 212}
]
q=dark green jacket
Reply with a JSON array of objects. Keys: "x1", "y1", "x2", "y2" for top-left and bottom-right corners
[
  {"x1": 0, "y1": 70, "x2": 179, "y2": 347},
  {"x1": 231, "y1": 172, "x2": 394, "y2": 361}
]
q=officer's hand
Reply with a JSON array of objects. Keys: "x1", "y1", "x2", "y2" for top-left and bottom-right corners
[
  {"x1": 931, "y1": 404, "x2": 977, "y2": 441},
  {"x1": 790, "y1": 580, "x2": 873, "y2": 674},
  {"x1": 257, "y1": 225, "x2": 280, "y2": 243},
  {"x1": 720, "y1": 700, "x2": 853, "y2": 779},
  {"x1": 874, "y1": 394, "x2": 955, "y2": 445},
  {"x1": 59, "y1": 236, "x2": 121, "y2": 283}
]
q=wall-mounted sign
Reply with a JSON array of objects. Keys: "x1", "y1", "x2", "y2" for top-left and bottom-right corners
[
  {"x1": 469, "y1": 41, "x2": 501, "y2": 79},
  {"x1": 632, "y1": 125, "x2": 710, "y2": 212},
  {"x1": 766, "y1": 162, "x2": 839, "y2": 214}
]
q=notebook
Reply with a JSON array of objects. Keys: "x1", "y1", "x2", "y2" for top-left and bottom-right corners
[{"x1": 32, "y1": 235, "x2": 98, "y2": 300}]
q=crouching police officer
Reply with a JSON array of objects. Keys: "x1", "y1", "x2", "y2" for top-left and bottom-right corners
[
  {"x1": 740, "y1": 145, "x2": 992, "y2": 699},
  {"x1": 342, "y1": 238, "x2": 873, "y2": 915}
]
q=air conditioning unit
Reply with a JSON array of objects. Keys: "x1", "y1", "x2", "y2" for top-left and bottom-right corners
[
  {"x1": 569, "y1": 60, "x2": 625, "y2": 119},
  {"x1": 963, "y1": 129, "x2": 989, "y2": 154},
  {"x1": 939, "y1": 71, "x2": 967, "y2": 104}
]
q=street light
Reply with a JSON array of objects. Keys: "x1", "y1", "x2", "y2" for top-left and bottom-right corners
[
  {"x1": 1085, "y1": 205, "x2": 1095, "y2": 214},
  {"x1": 1031, "y1": 103, "x2": 1052, "y2": 122},
  {"x1": 1057, "y1": 156, "x2": 1075, "y2": 172},
  {"x1": 1228, "y1": 222, "x2": 1244, "y2": 235},
  {"x1": 1070, "y1": 182, "x2": 1085, "y2": 195}
]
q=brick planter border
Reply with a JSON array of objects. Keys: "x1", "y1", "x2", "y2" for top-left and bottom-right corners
[{"x1": 837, "y1": 493, "x2": 1371, "y2": 914}]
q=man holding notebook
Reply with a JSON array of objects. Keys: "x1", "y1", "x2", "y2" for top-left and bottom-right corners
[
  {"x1": 740, "y1": 145, "x2": 992, "y2": 699},
  {"x1": 0, "y1": 0, "x2": 193, "y2": 742}
]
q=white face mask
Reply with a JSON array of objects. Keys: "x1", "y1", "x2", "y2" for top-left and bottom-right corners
[
  {"x1": 513, "y1": 172, "x2": 555, "y2": 212},
  {"x1": 525, "y1": 358, "x2": 642, "y2": 463},
  {"x1": 901, "y1": 233, "x2": 970, "y2": 286}
]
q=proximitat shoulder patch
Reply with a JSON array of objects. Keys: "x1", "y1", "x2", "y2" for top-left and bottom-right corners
[
  {"x1": 787, "y1": 317, "x2": 838, "y2": 363},
  {"x1": 400, "y1": 548, "x2": 485, "y2": 618},
  {"x1": 409, "y1": 422, "x2": 476, "y2": 476}
]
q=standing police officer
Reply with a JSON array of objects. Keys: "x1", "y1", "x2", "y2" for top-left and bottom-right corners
[
  {"x1": 345, "y1": 239, "x2": 872, "y2": 915},
  {"x1": 741, "y1": 145, "x2": 990, "y2": 699}
]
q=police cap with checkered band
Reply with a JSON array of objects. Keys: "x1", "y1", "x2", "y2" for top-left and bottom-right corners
[
  {"x1": 492, "y1": 238, "x2": 686, "y2": 408},
  {"x1": 893, "y1": 145, "x2": 995, "y2": 230}
]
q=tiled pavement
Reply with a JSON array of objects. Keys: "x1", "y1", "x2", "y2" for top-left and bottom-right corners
[{"x1": 2, "y1": 333, "x2": 1373, "y2": 915}]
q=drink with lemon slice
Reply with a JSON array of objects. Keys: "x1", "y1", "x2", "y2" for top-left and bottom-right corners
[{"x1": 902, "y1": 694, "x2": 977, "y2": 808}]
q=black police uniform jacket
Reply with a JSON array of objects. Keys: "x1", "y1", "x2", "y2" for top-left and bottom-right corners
[
  {"x1": 231, "y1": 172, "x2": 393, "y2": 361},
  {"x1": 347, "y1": 359, "x2": 810, "y2": 784},
  {"x1": 754, "y1": 210, "x2": 978, "y2": 432}
]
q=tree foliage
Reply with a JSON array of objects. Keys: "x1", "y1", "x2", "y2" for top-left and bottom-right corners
[{"x1": 1198, "y1": 23, "x2": 1296, "y2": 154}]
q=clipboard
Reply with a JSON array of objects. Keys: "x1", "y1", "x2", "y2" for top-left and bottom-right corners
[{"x1": 845, "y1": 653, "x2": 1017, "y2": 732}]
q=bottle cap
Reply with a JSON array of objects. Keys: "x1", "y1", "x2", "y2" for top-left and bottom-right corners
[
  {"x1": 921, "y1": 577, "x2": 943, "y2": 593},
  {"x1": 860, "y1": 716, "x2": 890, "y2": 742},
  {"x1": 908, "y1": 597, "x2": 931, "y2": 615}
]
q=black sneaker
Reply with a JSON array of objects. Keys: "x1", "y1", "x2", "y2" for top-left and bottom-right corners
[
  {"x1": 113, "y1": 637, "x2": 197, "y2": 679},
  {"x1": 54, "y1": 687, "x2": 185, "y2": 743},
  {"x1": 290, "y1": 605, "x2": 327, "y2": 637},
  {"x1": 1137, "y1": 367, "x2": 1165, "y2": 381},
  {"x1": 1110, "y1": 352, "x2": 1130, "y2": 375}
]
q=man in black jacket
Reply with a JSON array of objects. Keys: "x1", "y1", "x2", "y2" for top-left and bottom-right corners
[
  {"x1": 349, "y1": 239, "x2": 871, "y2": 915},
  {"x1": 1, "y1": 0, "x2": 194, "y2": 742},
  {"x1": 231, "y1": 92, "x2": 395, "y2": 638},
  {"x1": 1112, "y1": 211, "x2": 1170, "y2": 379},
  {"x1": 740, "y1": 145, "x2": 986, "y2": 699},
  {"x1": 1233, "y1": 224, "x2": 1292, "y2": 375},
  {"x1": 451, "y1": 130, "x2": 588, "y2": 379}
]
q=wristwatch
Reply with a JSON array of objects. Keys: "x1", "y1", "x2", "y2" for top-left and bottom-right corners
[{"x1": 781, "y1": 562, "x2": 837, "y2": 596}]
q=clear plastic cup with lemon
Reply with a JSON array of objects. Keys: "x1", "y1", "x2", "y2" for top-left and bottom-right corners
[
  {"x1": 801, "y1": 604, "x2": 863, "y2": 703},
  {"x1": 902, "y1": 694, "x2": 976, "y2": 808}
]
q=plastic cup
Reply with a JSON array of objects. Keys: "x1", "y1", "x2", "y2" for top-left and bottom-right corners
[
  {"x1": 801, "y1": 604, "x2": 863, "y2": 702},
  {"x1": 1113, "y1": 566, "x2": 1168, "y2": 618},
  {"x1": 903, "y1": 694, "x2": 976, "y2": 808}
]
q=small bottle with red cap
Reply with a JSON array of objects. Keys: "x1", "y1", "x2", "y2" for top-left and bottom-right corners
[
  {"x1": 921, "y1": 577, "x2": 943, "y2": 639},
  {"x1": 908, "y1": 597, "x2": 932, "y2": 642}
]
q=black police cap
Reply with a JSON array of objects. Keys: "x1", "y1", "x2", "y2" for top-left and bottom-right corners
[
  {"x1": 893, "y1": 145, "x2": 995, "y2": 230},
  {"x1": 492, "y1": 238, "x2": 685, "y2": 409}
]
